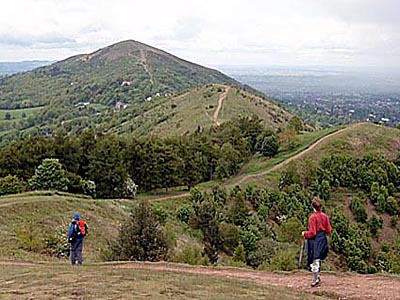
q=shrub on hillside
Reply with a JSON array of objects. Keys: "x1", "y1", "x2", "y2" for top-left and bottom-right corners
[
  {"x1": 176, "y1": 205, "x2": 193, "y2": 224},
  {"x1": 219, "y1": 222, "x2": 240, "y2": 254},
  {"x1": 277, "y1": 217, "x2": 303, "y2": 244},
  {"x1": 0, "y1": 175, "x2": 24, "y2": 195},
  {"x1": 247, "y1": 238, "x2": 280, "y2": 269},
  {"x1": 368, "y1": 215, "x2": 383, "y2": 237},
  {"x1": 386, "y1": 196, "x2": 399, "y2": 215},
  {"x1": 349, "y1": 196, "x2": 367, "y2": 223},
  {"x1": 43, "y1": 223, "x2": 70, "y2": 258},
  {"x1": 112, "y1": 201, "x2": 169, "y2": 261},
  {"x1": 16, "y1": 221, "x2": 44, "y2": 252},
  {"x1": 28, "y1": 158, "x2": 69, "y2": 191},
  {"x1": 171, "y1": 244, "x2": 205, "y2": 265},
  {"x1": 233, "y1": 243, "x2": 246, "y2": 263},
  {"x1": 80, "y1": 179, "x2": 96, "y2": 198},
  {"x1": 267, "y1": 248, "x2": 296, "y2": 271},
  {"x1": 344, "y1": 224, "x2": 372, "y2": 273},
  {"x1": 256, "y1": 134, "x2": 279, "y2": 158}
]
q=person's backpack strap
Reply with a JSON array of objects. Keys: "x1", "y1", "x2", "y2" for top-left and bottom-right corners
[
  {"x1": 68, "y1": 221, "x2": 79, "y2": 243},
  {"x1": 84, "y1": 222, "x2": 88, "y2": 235}
]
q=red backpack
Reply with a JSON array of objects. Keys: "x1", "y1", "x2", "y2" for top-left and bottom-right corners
[{"x1": 77, "y1": 220, "x2": 88, "y2": 236}]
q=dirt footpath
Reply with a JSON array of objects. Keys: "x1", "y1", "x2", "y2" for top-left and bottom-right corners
[{"x1": 118, "y1": 262, "x2": 400, "y2": 300}]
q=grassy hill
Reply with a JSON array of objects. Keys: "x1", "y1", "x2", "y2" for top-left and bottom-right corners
[
  {"x1": 1, "y1": 123, "x2": 399, "y2": 278},
  {"x1": 0, "y1": 192, "x2": 134, "y2": 261},
  {"x1": 242, "y1": 122, "x2": 400, "y2": 187},
  {"x1": 111, "y1": 84, "x2": 293, "y2": 136},
  {"x1": 0, "y1": 40, "x2": 291, "y2": 145}
]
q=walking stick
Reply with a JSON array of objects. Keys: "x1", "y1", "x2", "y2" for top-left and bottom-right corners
[{"x1": 298, "y1": 238, "x2": 305, "y2": 269}]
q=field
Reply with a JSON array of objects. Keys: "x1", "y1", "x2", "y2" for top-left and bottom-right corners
[
  {"x1": 0, "y1": 106, "x2": 44, "y2": 120},
  {"x1": 1, "y1": 123, "x2": 400, "y2": 299},
  {"x1": 0, "y1": 262, "x2": 337, "y2": 300}
]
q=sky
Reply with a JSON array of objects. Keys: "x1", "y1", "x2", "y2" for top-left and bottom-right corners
[{"x1": 0, "y1": 0, "x2": 399, "y2": 69}]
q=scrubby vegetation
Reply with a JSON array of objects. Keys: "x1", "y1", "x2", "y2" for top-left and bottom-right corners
[{"x1": 0, "y1": 116, "x2": 279, "y2": 197}]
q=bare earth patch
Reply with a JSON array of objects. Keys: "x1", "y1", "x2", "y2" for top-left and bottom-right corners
[{"x1": 117, "y1": 262, "x2": 400, "y2": 300}]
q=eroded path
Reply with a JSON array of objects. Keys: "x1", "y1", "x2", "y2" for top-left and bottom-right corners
[
  {"x1": 212, "y1": 87, "x2": 230, "y2": 126},
  {"x1": 118, "y1": 262, "x2": 400, "y2": 300},
  {"x1": 1, "y1": 260, "x2": 398, "y2": 300},
  {"x1": 234, "y1": 124, "x2": 361, "y2": 185}
]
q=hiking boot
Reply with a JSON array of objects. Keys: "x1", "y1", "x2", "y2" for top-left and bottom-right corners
[{"x1": 311, "y1": 280, "x2": 320, "y2": 288}]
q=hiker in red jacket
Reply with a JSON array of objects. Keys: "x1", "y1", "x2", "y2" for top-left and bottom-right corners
[{"x1": 302, "y1": 197, "x2": 332, "y2": 287}]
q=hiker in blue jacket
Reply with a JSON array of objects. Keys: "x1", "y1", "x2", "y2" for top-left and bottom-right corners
[{"x1": 68, "y1": 213, "x2": 87, "y2": 265}]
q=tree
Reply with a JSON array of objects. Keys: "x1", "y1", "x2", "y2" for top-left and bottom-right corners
[
  {"x1": 113, "y1": 201, "x2": 169, "y2": 261},
  {"x1": 350, "y1": 196, "x2": 367, "y2": 223},
  {"x1": 257, "y1": 134, "x2": 279, "y2": 157},
  {"x1": 80, "y1": 179, "x2": 96, "y2": 198},
  {"x1": 28, "y1": 158, "x2": 69, "y2": 191},
  {"x1": 87, "y1": 135, "x2": 128, "y2": 198},
  {"x1": 215, "y1": 143, "x2": 241, "y2": 180},
  {"x1": 288, "y1": 116, "x2": 304, "y2": 133},
  {"x1": 190, "y1": 190, "x2": 223, "y2": 264},
  {"x1": 0, "y1": 175, "x2": 24, "y2": 195}
]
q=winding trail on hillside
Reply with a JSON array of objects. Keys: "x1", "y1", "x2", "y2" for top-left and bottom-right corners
[
  {"x1": 139, "y1": 49, "x2": 154, "y2": 85},
  {"x1": 234, "y1": 123, "x2": 361, "y2": 185},
  {"x1": 151, "y1": 123, "x2": 358, "y2": 202},
  {"x1": 212, "y1": 87, "x2": 230, "y2": 126}
]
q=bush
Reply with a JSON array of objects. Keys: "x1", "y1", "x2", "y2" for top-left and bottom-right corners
[
  {"x1": 391, "y1": 215, "x2": 398, "y2": 228},
  {"x1": 28, "y1": 158, "x2": 69, "y2": 191},
  {"x1": 247, "y1": 238, "x2": 279, "y2": 269},
  {"x1": 0, "y1": 175, "x2": 24, "y2": 195},
  {"x1": 220, "y1": 222, "x2": 240, "y2": 254},
  {"x1": 277, "y1": 217, "x2": 303, "y2": 244},
  {"x1": 81, "y1": 179, "x2": 96, "y2": 198},
  {"x1": 153, "y1": 206, "x2": 168, "y2": 225},
  {"x1": 43, "y1": 223, "x2": 70, "y2": 258},
  {"x1": 233, "y1": 244, "x2": 246, "y2": 263},
  {"x1": 368, "y1": 215, "x2": 383, "y2": 237},
  {"x1": 176, "y1": 205, "x2": 193, "y2": 224},
  {"x1": 171, "y1": 245, "x2": 203, "y2": 265},
  {"x1": 123, "y1": 177, "x2": 138, "y2": 198},
  {"x1": 268, "y1": 249, "x2": 297, "y2": 271},
  {"x1": 386, "y1": 196, "x2": 399, "y2": 215},
  {"x1": 16, "y1": 221, "x2": 44, "y2": 252},
  {"x1": 349, "y1": 196, "x2": 367, "y2": 223},
  {"x1": 344, "y1": 225, "x2": 372, "y2": 273},
  {"x1": 112, "y1": 201, "x2": 169, "y2": 261}
]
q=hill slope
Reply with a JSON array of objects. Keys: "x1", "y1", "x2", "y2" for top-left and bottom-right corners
[
  {"x1": 111, "y1": 83, "x2": 293, "y2": 136},
  {"x1": 0, "y1": 40, "x2": 238, "y2": 110},
  {"x1": 0, "y1": 40, "x2": 289, "y2": 143}
]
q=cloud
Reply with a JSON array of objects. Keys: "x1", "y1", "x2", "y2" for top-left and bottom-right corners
[
  {"x1": 0, "y1": 0, "x2": 398, "y2": 67},
  {"x1": 0, "y1": 33, "x2": 76, "y2": 48}
]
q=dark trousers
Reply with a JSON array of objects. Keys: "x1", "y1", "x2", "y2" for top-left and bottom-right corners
[{"x1": 70, "y1": 239, "x2": 83, "y2": 265}]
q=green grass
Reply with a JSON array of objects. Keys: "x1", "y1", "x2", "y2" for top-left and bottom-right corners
[
  {"x1": 0, "y1": 106, "x2": 44, "y2": 120},
  {"x1": 196, "y1": 126, "x2": 342, "y2": 190},
  {"x1": 244, "y1": 126, "x2": 342, "y2": 175},
  {"x1": 0, "y1": 191, "x2": 137, "y2": 262},
  {"x1": 0, "y1": 106, "x2": 44, "y2": 119},
  {"x1": 235, "y1": 123, "x2": 400, "y2": 188},
  {"x1": 115, "y1": 84, "x2": 291, "y2": 137},
  {"x1": 0, "y1": 263, "x2": 330, "y2": 300}
]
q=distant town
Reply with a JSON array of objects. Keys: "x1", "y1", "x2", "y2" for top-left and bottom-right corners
[{"x1": 221, "y1": 66, "x2": 400, "y2": 128}]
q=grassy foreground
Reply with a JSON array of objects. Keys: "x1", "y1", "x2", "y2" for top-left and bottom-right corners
[{"x1": 0, "y1": 263, "x2": 329, "y2": 300}]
